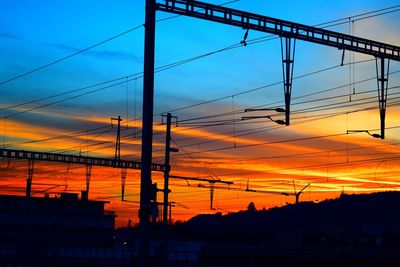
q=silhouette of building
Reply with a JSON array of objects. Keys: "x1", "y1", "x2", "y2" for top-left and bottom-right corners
[{"x1": 0, "y1": 192, "x2": 115, "y2": 265}]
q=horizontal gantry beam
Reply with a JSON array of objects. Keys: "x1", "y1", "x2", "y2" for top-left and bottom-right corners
[
  {"x1": 156, "y1": 0, "x2": 400, "y2": 61},
  {"x1": 169, "y1": 174, "x2": 233, "y2": 184},
  {"x1": 0, "y1": 148, "x2": 165, "y2": 172}
]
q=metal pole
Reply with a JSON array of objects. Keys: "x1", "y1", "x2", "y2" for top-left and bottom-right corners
[
  {"x1": 115, "y1": 116, "x2": 122, "y2": 162},
  {"x1": 139, "y1": 0, "x2": 156, "y2": 266},
  {"x1": 281, "y1": 37, "x2": 295, "y2": 126},
  {"x1": 85, "y1": 164, "x2": 92, "y2": 197},
  {"x1": 284, "y1": 38, "x2": 291, "y2": 126},
  {"x1": 26, "y1": 159, "x2": 34, "y2": 199},
  {"x1": 111, "y1": 116, "x2": 122, "y2": 167},
  {"x1": 169, "y1": 202, "x2": 172, "y2": 225},
  {"x1": 121, "y1": 168, "x2": 127, "y2": 202},
  {"x1": 379, "y1": 58, "x2": 386, "y2": 139},
  {"x1": 163, "y1": 113, "x2": 172, "y2": 225},
  {"x1": 210, "y1": 182, "x2": 215, "y2": 210}
]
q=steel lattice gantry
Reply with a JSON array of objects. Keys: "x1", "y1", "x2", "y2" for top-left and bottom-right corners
[
  {"x1": 0, "y1": 147, "x2": 231, "y2": 207},
  {"x1": 156, "y1": 0, "x2": 399, "y2": 59},
  {"x1": 0, "y1": 148, "x2": 165, "y2": 200},
  {"x1": 0, "y1": 148, "x2": 165, "y2": 171},
  {"x1": 156, "y1": 0, "x2": 399, "y2": 133}
]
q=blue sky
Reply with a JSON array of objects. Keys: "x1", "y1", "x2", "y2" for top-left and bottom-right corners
[{"x1": 1, "y1": 0, "x2": 398, "y2": 117}]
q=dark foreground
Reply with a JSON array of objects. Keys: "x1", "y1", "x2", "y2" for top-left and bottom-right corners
[{"x1": 1, "y1": 191, "x2": 400, "y2": 266}]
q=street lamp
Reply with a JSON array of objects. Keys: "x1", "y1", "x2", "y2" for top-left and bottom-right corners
[
  {"x1": 242, "y1": 107, "x2": 286, "y2": 124},
  {"x1": 266, "y1": 115, "x2": 286, "y2": 125},
  {"x1": 244, "y1": 108, "x2": 286, "y2": 113},
  {"x1": 346, "y1": 130, "x2": 381, "y2": 139}
]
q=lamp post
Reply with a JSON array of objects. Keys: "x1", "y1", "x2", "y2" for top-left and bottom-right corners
[
  {"x1": 242, "y1": 107, "x2": 286, "y2": 124},
  {"x1": 346, "y1": 130, "x2": 381, "y2": 139},
  {"x1": 244, "y1": 108, "x2": 286, "y2": 113},
  {"x1": 266, "y1": 116, "x2": 286, "y2": 125}
]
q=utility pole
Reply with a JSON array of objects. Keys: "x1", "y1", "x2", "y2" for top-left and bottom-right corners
[
  {"x1": 376, "y1": 57, "x2": 389, "y2": 139},
  {"x1": 169, "y1": 202, "x2": 172, "y2": 225},
  {"x1": 163, "y1": 113, "x2": 172, "y2": 225},
  {"x1": 112, "y1": 116, "x2": 123, "y2": 205},
  {"x1": 209, "y1": 181, "x2": 215, "y2": 210},
  {"x1": 85, "y1": 164, "x2": 92, "y2": 198},
  {"x1": 26, "y1": 159, "x2": 34, "y2": 200},
  {"x1": 162, "y1": 113, "x2": 176, "y2": 267},
  {"x1": 121, "y1": 168, "x2": 127, "y2": 202},
  {"x1": 162, "y1": 113, "x2": 178, "y2": 225},
  {"x1": 111, "y1": 116, "x2": 122, "y2": 166},
  {"x1": 281, "y1": 37, "x2": 295, "y2": 126},
  {"x1": 140, "y1": 0, "x2": 156, "y2": 266}
]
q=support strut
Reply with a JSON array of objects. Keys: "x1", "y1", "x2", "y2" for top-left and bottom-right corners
[
  {"x1": 85, "y1": 164, "x2": 92, "y2": 197},
  {"x1": 121, "y1": 168, "x2": 127, "y2": 201},
  {"x1": 281, "y1": 37, "x2": 296, "y2": 126},
  {"x1": 376, "y1": 57, "x2": 390, "y2": 139},
  {"x1": 163, "y1": 113, "x2": 172, "y2": 225},
  {"x1": 209, "y1": 181, "x2": 215, "y2": 210},
  {"x1": 26, "y1": 159, "x2": 34, "y2": 199},
  {"x1": 169, "y1": 202, "x2": 172, "y2": 225},
  {"x1": 111, "y1": 116, "x2": 122, "y2": 167}
]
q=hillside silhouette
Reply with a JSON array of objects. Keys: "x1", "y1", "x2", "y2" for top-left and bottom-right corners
[{"x1": 173, "y1": 191, "x2": 400, "y2": 246}]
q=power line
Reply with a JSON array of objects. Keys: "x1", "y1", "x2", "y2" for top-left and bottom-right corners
[
  {"x1": 2, "y1": 5, "x2": 396, "y2": 162},
  {"x1": 171, "y1": 139, "x2": 219, "y2": 180},
  {"x1": 167, "y1": 111, "x2": 400, "y2": 160},
  {"x1": 0, "y1": 25, "x2": 144, "y2": 86},
  {"x1": 9, "y1": 83, "x2": 398, "y2": 161},
  {"x1": 13, "y1": 80, "x2": 396, "y2": 159},
  {"x1": 0, "y1": 0, "x2": 240, "y2": 87},
  {"x1": 186, "y1": 140, "x2": 400, "y2": 164},
  {"x1": 175, "y1": 83, "x2": 396, "y2": 126},
  {"x1": 159, "y1": 83, "x2": 400, "y2": 151},
  {"x1": 0, "y1": 75, "x2": 132, "y2": 113},
  {"x1": 0, "y1": 59, "x2": 377, "y2": 148},
  {"x1": 0, "y1": 42, "x2": 240, "y2": 119},
  {"x1": 214, "y1": 154, "x2": 400, "y2": 179},
  {"x1": 1, "y1": 5, "x2": 397, "y2": 117},
  {"x1": 166, "y1": 59, "x2": 380, "y2": 124}
]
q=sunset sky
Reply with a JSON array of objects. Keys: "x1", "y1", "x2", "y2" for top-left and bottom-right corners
[{"x1": 1, "y1": 0, "x2": 399, "y2": 227}]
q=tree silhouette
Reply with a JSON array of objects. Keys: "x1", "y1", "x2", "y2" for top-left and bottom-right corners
[{"x1": 247, "y1": 201, "x2": 257, "y2": 212}]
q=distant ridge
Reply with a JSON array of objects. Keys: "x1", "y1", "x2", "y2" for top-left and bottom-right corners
[{"x1": 174, "y1": 191, "x2": 400, "y2": 245}]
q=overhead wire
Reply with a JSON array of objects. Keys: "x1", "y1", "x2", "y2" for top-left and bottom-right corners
[
  {"x1": 0, "y1": 0, "x2": 241, "y2": 87},
  {"x1": 0, "y1": 25, "x2": 144, "y2": 87},
  {"x1": 3, "y1": 3, "x2": 400, "y2": 203},
  {"x1": 165, "y1": 59, "x2": 384, "y2": 125},
  {"x1": 1, "y1": 59, "x2": 382, "y2": 150},
  {"x1": 1, "y1": 6, "x2": 398, "y2": 120},
  {"x1": 158, "y1": 83, "x2": 400, "y2": 152},
  {"x1": 166, "y1": 112, "x2": 400, "y2": 161},
  {"x1": 18, "y1": 77, "x2": 397, "y2": 159},
  {"x1": 213, "y1": 154, "x2": 400, "y2": 179}
]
